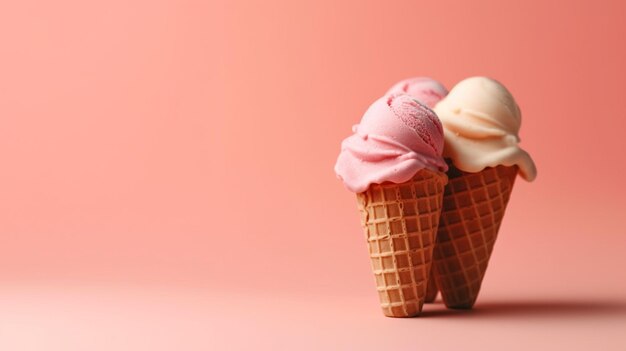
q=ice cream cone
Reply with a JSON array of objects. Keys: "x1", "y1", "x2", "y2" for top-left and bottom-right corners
[
  {"x1": 357, "y1": 169, "x2": 447, "y2": 317},
  {"x1": 432, "y1": 162, "x2": 518, "y2": 309},
  {"x1": 336, "y1": 93, "x2": 449, "y2": 316}
]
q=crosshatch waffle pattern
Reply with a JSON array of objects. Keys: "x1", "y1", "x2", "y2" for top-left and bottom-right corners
[
  {"x1": 424, "y1": 270, "x2": 438, "y2": 303},
  {"x1": 356, "y1": 169, "x2": 447, "y2": 317},
  {"x1": 433, "y1": 164, "x2": 518, "y2": 309}
]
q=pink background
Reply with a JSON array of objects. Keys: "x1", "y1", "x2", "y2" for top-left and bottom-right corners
[{"x1": 1, "y1": 0, "x2": 625, "y2": 349}]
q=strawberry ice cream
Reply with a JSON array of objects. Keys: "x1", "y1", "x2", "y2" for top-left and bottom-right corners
[
  {"x1": 335, "y1": 93, "x2": 448, "y2": 193},
  {"x1": 386, "y1": 77, "x2": 448, "y2": 109}
]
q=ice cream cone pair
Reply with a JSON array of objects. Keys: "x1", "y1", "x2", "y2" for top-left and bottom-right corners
[
  {"x1": 358, "y1": 163, "x2": 518, "y2": 317},
  {"x1": 336, "y1": 77, "x2": 536, "y2": 317}
]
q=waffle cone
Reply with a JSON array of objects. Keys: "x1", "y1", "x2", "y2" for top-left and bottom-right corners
[
  {"x1": 424, "y1": 270, "x2": 438, "y2": 303},
  {"x1": 433, "y1": 162, "x2": 518, "y2": 309},
  {"x1": 356, "y1": 169, "x2": 447, "y2": 317}
]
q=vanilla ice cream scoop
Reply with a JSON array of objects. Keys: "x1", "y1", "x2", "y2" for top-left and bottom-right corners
[{"x1": 434, "y1": 77, "x2": 537, "y2": 181}]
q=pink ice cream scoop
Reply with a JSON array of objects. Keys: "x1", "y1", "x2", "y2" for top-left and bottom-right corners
[
  {"x1": 335, "y1": 93, "x2": 448, "y2": 193},
  {"x1": 386, "y1": 77, "x2": 448, "y2": 108}
]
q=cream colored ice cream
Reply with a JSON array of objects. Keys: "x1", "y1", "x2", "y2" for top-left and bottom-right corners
[{"x1": 433, "y1": 77, "x2": 537, "y2": 181}]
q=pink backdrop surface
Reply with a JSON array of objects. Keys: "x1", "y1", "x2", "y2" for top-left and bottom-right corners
[{"x1": 1, "y1": 0, "x2": 625, "y2": 349}]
